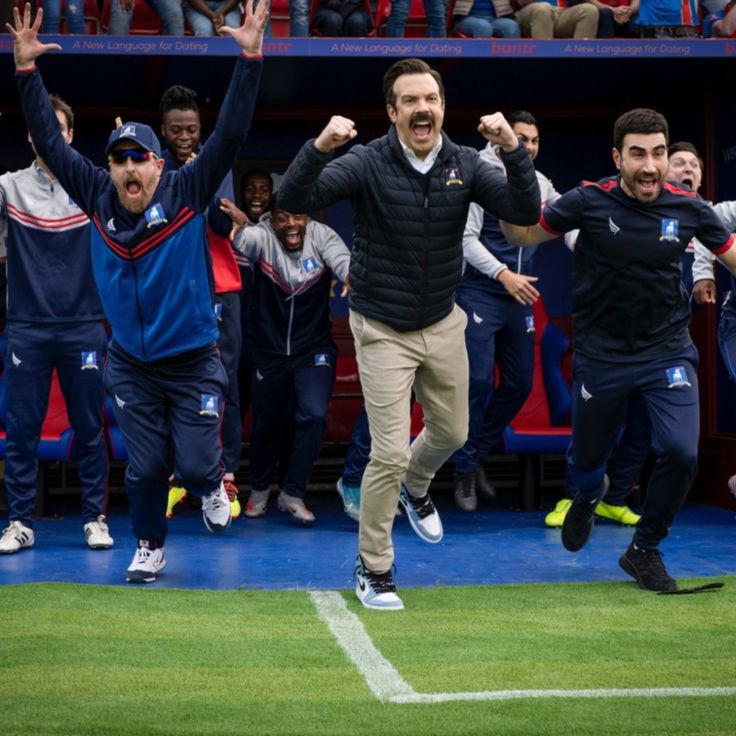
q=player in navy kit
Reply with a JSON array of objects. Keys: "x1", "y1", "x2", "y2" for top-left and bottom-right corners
[
  {"x1": 8, "y1": 0, "x2": 269, "y2": 583},
  {"x1": 502, "y1": 108, "x2": 736, "y2": 591}
]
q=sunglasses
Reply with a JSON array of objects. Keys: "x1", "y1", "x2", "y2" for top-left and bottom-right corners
[{"x1": 108, "y1": 149, "x2": 155, "y2": 165}]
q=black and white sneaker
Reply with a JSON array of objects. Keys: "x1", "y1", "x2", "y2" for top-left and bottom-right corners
[
  {"x1": 619, "y1": 542, "x2": 678, "y2": 592},
  {"x1": 125, "y1": 542, "x2": 165, "y2": 584},
  {"x1": 354, "y1": 557, "x2": 404, "y2": 611},
  {"x1": 0, "y1": 521, "x2": 35, "y2": 554},
  {"x1": 202, "y1": 482, "x2": 232, "y2": 532},
  {"x1": 398, "y1": 484, "x2": 443, "y2": 543}
]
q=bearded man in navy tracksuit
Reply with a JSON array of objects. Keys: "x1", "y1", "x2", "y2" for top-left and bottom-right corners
[
  {"x1": 502, "y1": 108, "x2": 736, "y2": 592},
  {"x1": 9, "y1": 0, "x2": 269, "y2": 583}
]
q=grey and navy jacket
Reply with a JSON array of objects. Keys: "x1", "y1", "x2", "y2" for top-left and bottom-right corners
[
  {"x1": 232, "y1": 214, "x2": 350, "y2": 361},
  {"x1": 277, "y1": 125, "x2": 540, "y2": 332},
  {"x1": 460, "y1": 143, "x2": 560, "y2": 299},
  {"x1": 0, "y1": 162, "x2": 104, "y2": 324},
  {"x1": 16, "y1": 55, "x2": 262, "y2": 362}
]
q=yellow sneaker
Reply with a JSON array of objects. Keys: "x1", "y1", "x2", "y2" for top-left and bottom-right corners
[
  {"x1": 595, "y1": 501, "x2": 640, "y2": 526},
  {"x1": 166, "y1": 485, "x2": 187, "y2": 519},
  {"x1": 544, "y1": 498, "x2": 572, "y2": 527},
  {"x1": 223, "y1": 479, "x2": 241, "y2": 519}
]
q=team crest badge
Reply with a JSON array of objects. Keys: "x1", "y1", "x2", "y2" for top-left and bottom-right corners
[
  {"x1": 525, "y1": 315, "x2": 535, "y2": 333},
  {"x1": 81, "y1": 351, "x2": 99, "y2": 370},
  {"x1": 145, "y1": 203, "x2": 168, "y2": 229},
  {"x1": 444, "y1": 166, "x2": 463, "y2": 187},
  {"x1": 659, "y1": 218, "x2": 680, "y2": 243},
  {"x1": 302, "y1": 256, "x2": 318, "y2": 273},
  {"x1": 314, "y1": 353, "x2": 330, "y2": 367},
  {"x1": 199, "y1": 394, "x2": 220, "y2": 417},
  {"x1": 666, "y1": 366, "x2": 691, "y2": 388}
]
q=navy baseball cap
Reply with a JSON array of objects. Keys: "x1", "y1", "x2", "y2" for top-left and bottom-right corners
[{"x1": 105, "y1": 122, "x2": 162, "y2": 158}]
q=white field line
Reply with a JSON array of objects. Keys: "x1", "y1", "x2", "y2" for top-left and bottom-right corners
[{"x1": 309, "y1": 590, "x2": 736, "y2": 705}]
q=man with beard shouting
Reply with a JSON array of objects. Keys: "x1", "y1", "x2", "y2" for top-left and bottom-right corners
[
  {"x1": 8, "y1": 0, "x2": 269, "y2": 583},
  {"x1": 502, "y1": 108, "x2": 736, "y2": 592}
]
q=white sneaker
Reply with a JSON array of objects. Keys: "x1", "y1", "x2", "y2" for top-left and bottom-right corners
[
  {"x1": 125, "y1": 543, "x2": 165, "y2": 584},
  {"x1": 398, "y1": 483, "x2": 443, "y2": 543},
  {"x1": 84, "y1": 515, "x2": 114, "y2": 549},
  {"x1": 201, "y1": 482, "x2": 232, "y2": 532},
  {"x1": 336, "y1": 478, "x2": 360, "y2": 522},
  {"x1": 0, "y1": 521, "x2": 35, "y2": 554},
  {"x1": 245, "y1": 489, "x2": 270, "y2": 518},
  {"x1": 277, "y1": 491, "x2": 315, "y2": 524},
  {"x1": 354, "y1": 557, "x2": 404, "y2": 611}
]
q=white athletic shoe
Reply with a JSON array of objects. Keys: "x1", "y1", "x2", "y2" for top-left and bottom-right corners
[
  {"x1": 202, "y1": 482, "x2": 232, "y2": 532},
  {"x1": 277, "y1": 492, "x2": 315, "y2": 524},
  {"x1": 354, "y1": 557, "x2": 404, "y2": 611},
  {"x1": 398, "y1": 483, "x2": 443, "y2": 543},
  {"x1": 125, "y1": 543, "x2": 165, "y2": 584},
  {"x1": 0, "y1": 521, "x2": 35, "y2": 554},
  {"x1": 245, "y1": 489, "x2": 270, "y2": 518},
  {"x1": 84, "y1": 515, "x2": 114, "y2": 549}
]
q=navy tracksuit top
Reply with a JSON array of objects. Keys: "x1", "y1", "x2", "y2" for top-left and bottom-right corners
[{"x1": 16, "y1": 55, "x2": 262, "y2": 362}]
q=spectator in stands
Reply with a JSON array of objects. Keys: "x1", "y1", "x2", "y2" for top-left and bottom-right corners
[
  {"x1": 231, "y1": 204, "x2": 350, "y2": 524},
  {"x1": 107, "y1": 0, "x2": 184, "y2": 35},
  {"x1": 452, "y1": 0, "x2": 521, "y2": 38},
  {"x1": 9, "y1": 1, "x2": 268, "y2": 581},
  {"x1": 183, "y1": 0, "x2": 242, "y2": 35},
  {"x1": 702, "y1": 0, "x2": 736, "y2": 36},
  {"x1": 159, "y1": 84, "x2": 244, "y2": 519},
  {"x1": 41, "y1": 0, "x2": 85, "y2": 33},
  {"x1": 0, "y1": 93, "x2": 112, "y2": 555},
  {"x1": 636, "y1": 0, "x2": 698, "y2": 37},
  {"x1": 386, "y1": 0, "x2": 446, "y2": 37},
  {"x1": 288, "y1": 0, "x2": 309, "y2": 35},
  {"x1": 278, "y1": 58, "x2": 540, "y2": 610},
  {"x1": 591, "y1": 0, "x2": 639, "y2": 37},
  {"x1": 452, "y1": 110, "x2": 559, "y2": 512},
  {"x1": 514, "y1": 0, "x2": 599, "y2": 38},
  {"x1": 501, "y1": 108, "x2": 736, "y2": 592},
  {"x1": 312, "y1": 0, "x2": 373, "y2": 36}
]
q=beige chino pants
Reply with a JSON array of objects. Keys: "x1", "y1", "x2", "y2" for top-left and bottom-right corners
[{"x1": 349, "y1": 306, "x2": 469, "y2": 572}]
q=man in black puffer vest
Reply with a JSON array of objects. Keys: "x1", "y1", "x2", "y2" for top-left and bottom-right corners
[{"x1": 278, "y1": 58, "x2": 540, "y2": 611}]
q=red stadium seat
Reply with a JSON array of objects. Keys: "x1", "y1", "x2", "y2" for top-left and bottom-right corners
[{"x1": 270, "y1": 0, "x2": 292, "y2": 37}]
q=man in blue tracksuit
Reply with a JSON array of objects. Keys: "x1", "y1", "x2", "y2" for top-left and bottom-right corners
[
  {"x1": 0, "y1": 94, "x2": 111, "y2": 555},
  {"x1": 453, "y1": 110, "x2": 559, "y2": 512},
  {"x1": 232, "y1": 206, "x2": 351, "y2": 524},
  {"x1": 10, "y1": 1, "x2": 268, "y2": 583},
  {"x1": 503, "y1": 108, "x2": 736, "y2": 592}
]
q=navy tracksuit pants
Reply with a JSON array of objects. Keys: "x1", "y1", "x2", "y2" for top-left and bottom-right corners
[
  {"x1": 3, "y1": 321, "x2": 108, "y2": 528},
  {"x1": 453, "y1": 289, "x2": 535, "y2": 475},
  {"x1": 249, "y1": 348, "x2": 336, "y2": 499},
  {"x1": 568, "y1": 345, "x2": 700, "y2": 549},
  {"x1": 104, "y1": 343, "x2": 226, "y2": 545},
  {"x1": 214, "y1": 290, "x2": 242, "y2": 475},
  {"x1": 718, "y1": 292, "x2": 736, "y2": 383}
]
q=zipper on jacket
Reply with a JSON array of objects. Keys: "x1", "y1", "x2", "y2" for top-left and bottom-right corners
[
  {"x1": 130, "y1": 255, "x2": 148, "y2": 361},
  {"x1": 286, "y1": 296, "x2": 294, "y2": 356}
]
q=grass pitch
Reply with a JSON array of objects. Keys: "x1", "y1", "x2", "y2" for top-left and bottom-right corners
[{"x1": 1, "y1": 579, "x2": 734, "y2": 735}]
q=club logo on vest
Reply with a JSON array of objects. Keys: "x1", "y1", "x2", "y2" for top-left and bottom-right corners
[
  {"x1": 444, "y1": 166, "x2": 463, "y2": 187},
  {"x1": 666, "y1": 366, "x2": 691, "y2": 388},
  {"x1": 145, "y1": 203, "x2": 168, "y2": 229},
  {"x1": 199, "y1": 394, "x2": 219, "y2": 417},
  {"x1": 659, "y1": 218, "x2": 680, "y2": 243},
  {"x1": 81, "y1": 351, "x2": 99, "y2": 370}
]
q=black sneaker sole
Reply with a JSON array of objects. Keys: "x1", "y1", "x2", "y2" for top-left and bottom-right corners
[{"x1": 561, "y1": 502, "x2": 595, "y2": 552}]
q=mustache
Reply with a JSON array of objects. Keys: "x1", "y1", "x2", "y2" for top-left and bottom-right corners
[{"x1": 410, "y1": 113, "x2": 433, "y2": 125}]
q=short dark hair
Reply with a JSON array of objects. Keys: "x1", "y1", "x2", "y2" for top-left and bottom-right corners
[
  {"x1": 613, "y1": 108, "x2": 669, "y2": 152},
  {"x1": 383, "y1": 58, "x2": 445, "y2": 108},
  {"x1": 241, "y1": 168, "x2": 273, "y2": 191},
  {"x1": 50, "y1": 94, "x2": 74, "y2": 131},
  {"x1": 668, "y1": 141, "x2": 703, "y2": 169},
  {"x1": 160, "y1": 85, "x2": 199, "y2": 115},
  {"x1": 506, "y1": 110, "x2": 537, "y2": 128}
]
